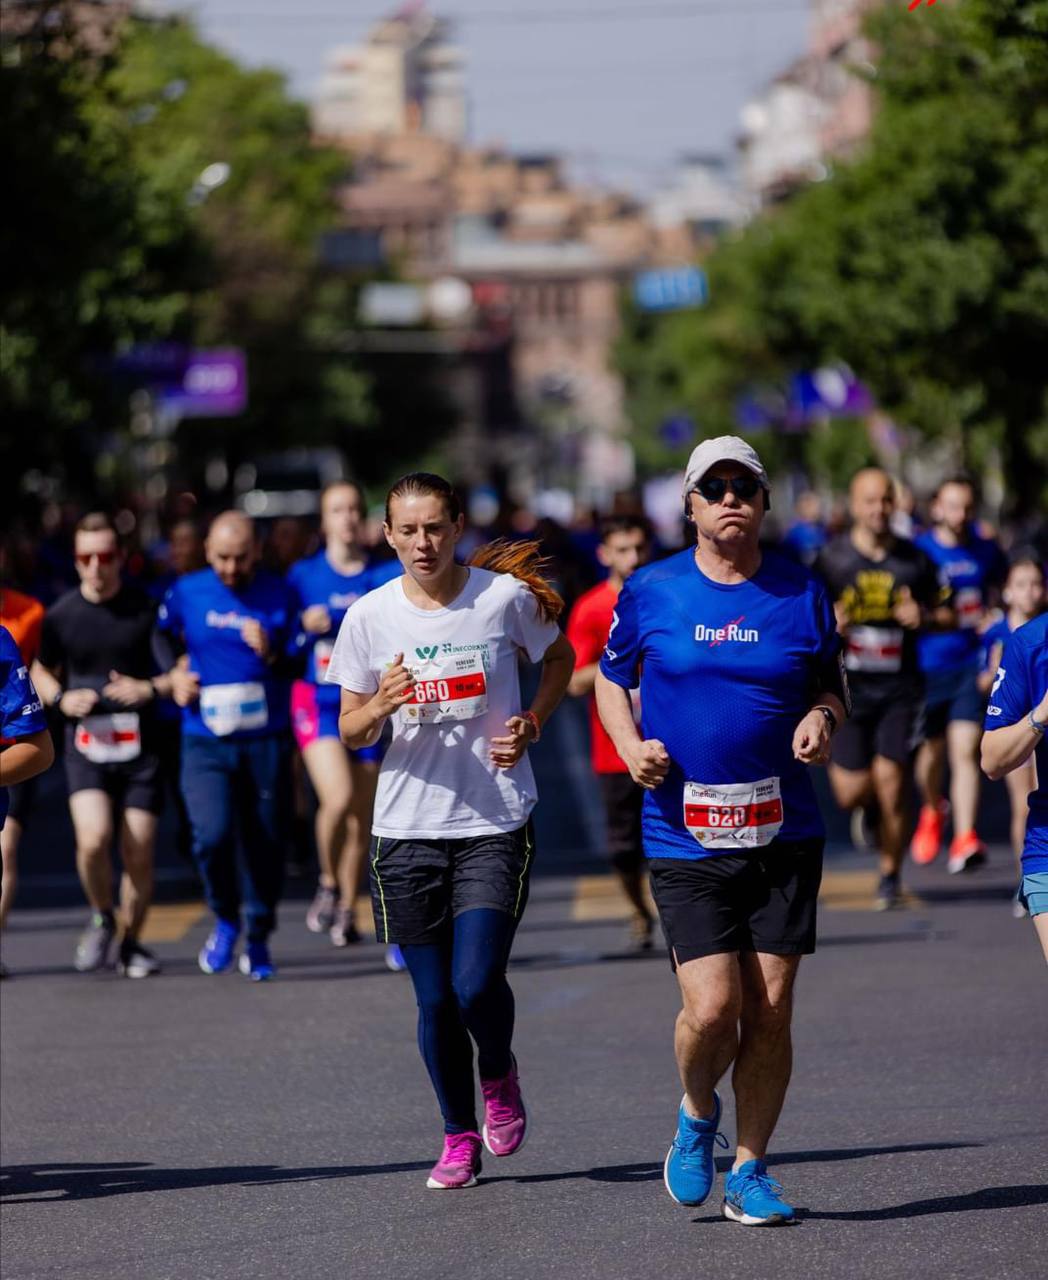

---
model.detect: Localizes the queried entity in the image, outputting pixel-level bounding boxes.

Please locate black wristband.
[813,704,838,734]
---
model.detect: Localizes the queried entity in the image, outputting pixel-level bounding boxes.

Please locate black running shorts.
[63,743,164,814]
[648,838,824,965]
[831,694,923,770]
[369,820,536,945]
[598,772,644,875]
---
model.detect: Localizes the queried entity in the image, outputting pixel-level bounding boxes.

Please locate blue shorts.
[1019,871,1048,918]
[291,680,384,764]
[922,663,984,736]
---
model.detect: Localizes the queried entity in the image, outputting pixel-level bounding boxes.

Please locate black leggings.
[400,907,519,1134]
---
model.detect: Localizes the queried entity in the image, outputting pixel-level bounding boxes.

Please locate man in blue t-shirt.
[912,477,1006,872]
[156,511,299,982]
[1,625,53,833]
[981,613,1048,963]
[596,436,849,1228]
[288,481,401,949]
[593,435,849,1223]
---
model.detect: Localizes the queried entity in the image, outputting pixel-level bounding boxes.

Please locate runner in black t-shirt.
[817,470,944,910]
[32,514,171,977]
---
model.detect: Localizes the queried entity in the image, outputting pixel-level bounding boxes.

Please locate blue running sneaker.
[385,944,407,973]
[198,919,239,974]
[723,1159,796,1226]
[663,1092,728,1206]
[238,942,276,981]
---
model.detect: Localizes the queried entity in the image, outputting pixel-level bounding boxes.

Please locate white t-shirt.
[325,567,560,839]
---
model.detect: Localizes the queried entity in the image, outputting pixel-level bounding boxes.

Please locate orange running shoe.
[910,803,946,865]
[947,831,987,875]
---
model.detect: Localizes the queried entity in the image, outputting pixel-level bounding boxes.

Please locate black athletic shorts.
[598,772,644,875]
[648,837,824,965]
[369,820,536,946]
[832,694,923,770]
[63,743,164,814]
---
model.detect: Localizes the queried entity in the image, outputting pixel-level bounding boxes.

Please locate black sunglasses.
[696,474,762,502]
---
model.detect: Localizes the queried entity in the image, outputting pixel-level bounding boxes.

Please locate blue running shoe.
[198,919,239,974]
[238,941,276,981]
[385,944,407,973]
[723,1159,796,1226]
[663,1092,728,1206]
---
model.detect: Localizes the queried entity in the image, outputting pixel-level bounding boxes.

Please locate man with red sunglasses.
[32,513,171,977]
[596,436,849,1228]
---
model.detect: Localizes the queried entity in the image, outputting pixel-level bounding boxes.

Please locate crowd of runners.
[2,442,1046,1219]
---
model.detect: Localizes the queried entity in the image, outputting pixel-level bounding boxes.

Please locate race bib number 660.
[403,653,488,724]
[683,776,784,849]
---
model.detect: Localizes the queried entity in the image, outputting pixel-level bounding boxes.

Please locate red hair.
[468,539,564,623]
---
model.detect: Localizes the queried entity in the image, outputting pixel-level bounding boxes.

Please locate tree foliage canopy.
[3,5,455,501]
[616,0,1048,513]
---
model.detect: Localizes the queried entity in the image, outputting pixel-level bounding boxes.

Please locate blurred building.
[315,5,738,501]
[647,155,747,254]
[313,4,467,144]
[738,0,877,206]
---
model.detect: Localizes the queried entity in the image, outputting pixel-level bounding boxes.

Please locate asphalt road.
[3,847,1047,1280]
[3,702,1045,1280]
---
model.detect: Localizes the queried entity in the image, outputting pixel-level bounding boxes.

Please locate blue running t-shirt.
[916,530,1005,673]
[288,552,401,701]
[157,568,297,739]
[599,548,842,861]
[984,613,1048,874]
[1,625,48,829]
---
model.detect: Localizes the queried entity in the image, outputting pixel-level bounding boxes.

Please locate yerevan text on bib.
[402,652,488,724]
[199,682,268,737]
[75,713,142,764]
[683,776,784,849]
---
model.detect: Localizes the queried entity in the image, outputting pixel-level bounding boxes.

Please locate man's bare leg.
[674,951,742,1119]
[733,952,802,1167]
[69,790,115,912]
[119,807,158,941]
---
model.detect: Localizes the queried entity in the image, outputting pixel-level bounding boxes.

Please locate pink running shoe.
[481,1056,527,1156]
[426,1132,483,1189]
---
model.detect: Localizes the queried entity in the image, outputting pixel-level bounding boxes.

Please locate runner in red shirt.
[566,515,654,949]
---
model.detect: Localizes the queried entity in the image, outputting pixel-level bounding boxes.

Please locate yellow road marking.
[353,895,376,935]
[571,868,921,921]
[139,896,378,943]
[819,868,921,911]
[139,902,206,943]
[571,874,656,922]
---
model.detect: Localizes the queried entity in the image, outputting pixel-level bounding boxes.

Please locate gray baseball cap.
[682,435,771,500]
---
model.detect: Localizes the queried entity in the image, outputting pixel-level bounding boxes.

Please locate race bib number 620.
[683,776,784,849]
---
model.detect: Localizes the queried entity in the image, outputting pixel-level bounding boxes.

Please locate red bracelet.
[521,710,541,743]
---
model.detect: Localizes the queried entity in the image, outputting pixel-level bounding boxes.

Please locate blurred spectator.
[781,491,829,567]
[264,517,311,575]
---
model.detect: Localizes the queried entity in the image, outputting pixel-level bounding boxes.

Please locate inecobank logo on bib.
[695,615,759,646]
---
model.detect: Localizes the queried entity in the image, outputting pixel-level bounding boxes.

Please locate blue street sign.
[633,266,709,313]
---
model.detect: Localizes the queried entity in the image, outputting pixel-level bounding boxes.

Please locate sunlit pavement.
[2,846,1045,1280]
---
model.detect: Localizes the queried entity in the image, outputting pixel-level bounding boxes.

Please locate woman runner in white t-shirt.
[326,473,574,1189]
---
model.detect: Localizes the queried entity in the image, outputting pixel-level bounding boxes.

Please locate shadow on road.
[0,1159,431,1203]
[2,1142,995,1206]
[803,1183,1048,1221]
[484,1141,982,1186]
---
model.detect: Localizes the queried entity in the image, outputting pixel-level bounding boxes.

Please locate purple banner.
[155,349,247,418]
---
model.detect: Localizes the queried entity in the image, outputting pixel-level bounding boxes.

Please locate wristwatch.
[1030,709,1046,736]
[813,705,838,735]
[521,710,541,743]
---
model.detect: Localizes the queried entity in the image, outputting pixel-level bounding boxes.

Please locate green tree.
[102,15,378,483]
[617,0,1048,514]
[1,2,200,494]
